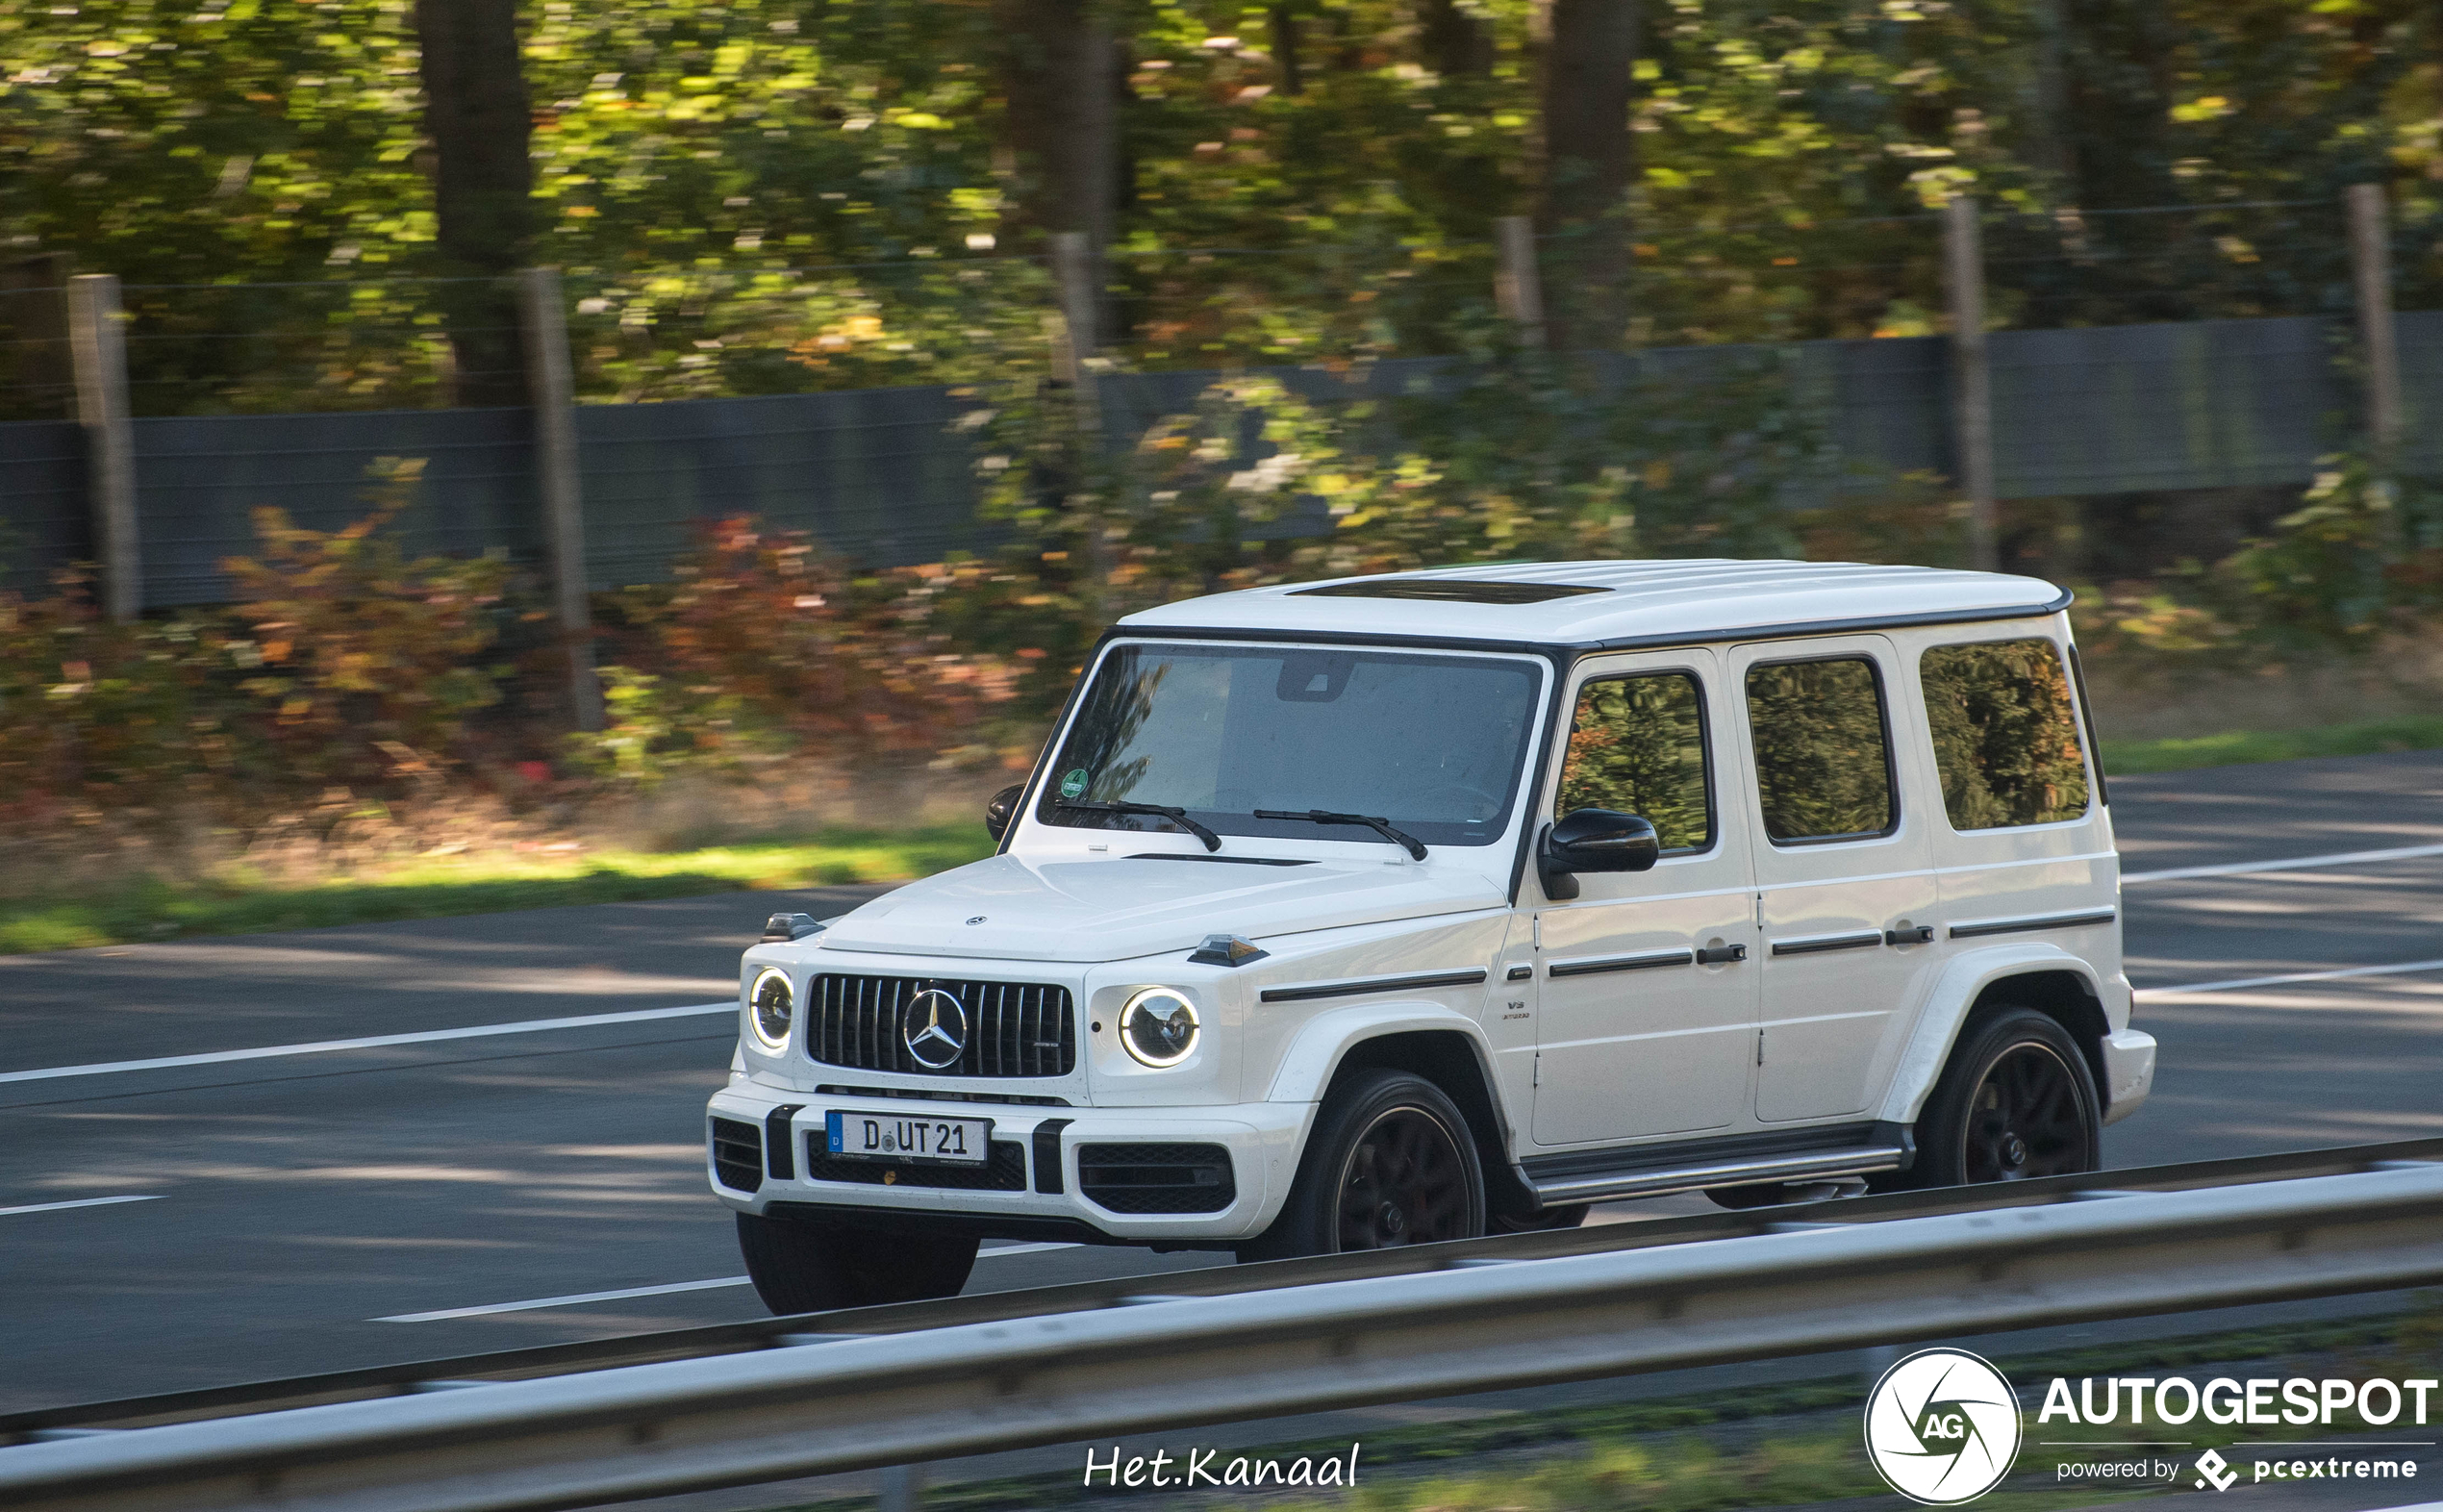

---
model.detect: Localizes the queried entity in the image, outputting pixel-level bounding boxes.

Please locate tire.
[1495,1202,1590,1234]
[1901,1006,2102,1190]
[735,1212,979,1315]
[1704,1182,1799,1211]
[1238,1069,1487,1262]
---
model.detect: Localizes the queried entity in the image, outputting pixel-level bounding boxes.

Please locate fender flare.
[1264,999,1501,1109]
[1875,943,2110,1126]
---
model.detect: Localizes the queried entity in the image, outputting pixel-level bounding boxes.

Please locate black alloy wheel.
[1960,1041,2093,1181]
[1238,1069,1487,1261]
[1900,1005,2103,1190]
[1335,1106,1473,1248]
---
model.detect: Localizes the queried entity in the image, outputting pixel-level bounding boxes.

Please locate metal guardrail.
[8,1135,2436,1443]
[4,1141,2442,1512]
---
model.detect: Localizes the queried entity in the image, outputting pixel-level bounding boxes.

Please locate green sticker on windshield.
[1060,769,1089,799]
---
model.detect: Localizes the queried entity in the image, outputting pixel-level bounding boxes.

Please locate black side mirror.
[1539,808,1660,899]
[985,783,1025,842]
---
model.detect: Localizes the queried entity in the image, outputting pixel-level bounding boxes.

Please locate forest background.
[7,0,2443,943]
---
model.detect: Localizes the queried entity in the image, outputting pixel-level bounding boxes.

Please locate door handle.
[1883,924,1935,946]
[1695,944,1748,965]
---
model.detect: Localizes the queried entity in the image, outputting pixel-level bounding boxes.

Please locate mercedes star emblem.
[902,988,970,1071]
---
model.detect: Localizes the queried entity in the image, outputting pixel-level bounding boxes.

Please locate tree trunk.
[1538,0,1637,349]
[416,0,534,407]
[1271,5,1304,95]
[1419,0,1493,78]
[995,0,1118,344]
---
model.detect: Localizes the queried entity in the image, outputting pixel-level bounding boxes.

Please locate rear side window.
[1919,638,2092,830]
[1556,671,1713,852]
[1745,657,1897,844]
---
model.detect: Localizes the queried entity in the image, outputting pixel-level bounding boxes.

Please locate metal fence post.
[2347,183,2402,461]
[1493,215,1546,346]
[516,266,603,734]
[64,274,140,620]
[1942,197,1999,573]
[876,1463,925,1512]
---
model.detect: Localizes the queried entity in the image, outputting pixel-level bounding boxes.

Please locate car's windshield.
[1037,643,1544,848]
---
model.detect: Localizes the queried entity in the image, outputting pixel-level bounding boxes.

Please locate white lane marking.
[0,1003,738,1085]
[2123,841,2443,885]
[375,1276,751,1322]
[372,1242,1080,1323]
[2137,956,2443,997]
[0,1195,163,1217]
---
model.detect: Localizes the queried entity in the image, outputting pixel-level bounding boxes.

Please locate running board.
[1528,1145,1910,1205]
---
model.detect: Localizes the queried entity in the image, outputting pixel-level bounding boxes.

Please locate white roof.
[1116,559,2068,648]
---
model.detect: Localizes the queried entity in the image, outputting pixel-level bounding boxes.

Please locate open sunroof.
[1289,579,1611,605]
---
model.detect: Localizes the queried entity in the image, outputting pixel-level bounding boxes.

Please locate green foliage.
[572,518,1036,782]
[2101,713,2443,774]
[0,825,994,953]
[1920,638,2089,829]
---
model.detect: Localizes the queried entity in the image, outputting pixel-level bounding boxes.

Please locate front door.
[1531,651,1761,1147]
[1726,636,1943,1124]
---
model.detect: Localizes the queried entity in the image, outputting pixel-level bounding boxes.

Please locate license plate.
[824,1110,992,1168]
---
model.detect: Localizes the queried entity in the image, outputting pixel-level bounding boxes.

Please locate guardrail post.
[2347,183,2402,462]
[1942,196,1998,573]
[516,266,602,734]
[64,273,140,621]
[877,1462,925,1511]
[1493,215,1546,346]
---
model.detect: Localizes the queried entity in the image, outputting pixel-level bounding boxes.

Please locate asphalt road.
[4,750,2442,1418]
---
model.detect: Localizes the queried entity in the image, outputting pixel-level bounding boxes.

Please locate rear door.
[1530,650,1761,1146]
[1727,636,1944,1124]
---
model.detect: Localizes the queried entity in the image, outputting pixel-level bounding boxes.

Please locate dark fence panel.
[0,311,2418,611]
[574,386,981,588]
[1988,315,2344,498]
[130,408,540,607]
[0,420,86,597]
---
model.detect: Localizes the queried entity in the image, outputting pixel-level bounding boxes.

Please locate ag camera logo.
[1864,1348,2024,1504]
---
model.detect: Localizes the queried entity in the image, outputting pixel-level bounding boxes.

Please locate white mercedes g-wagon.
[706,559,2156,1313]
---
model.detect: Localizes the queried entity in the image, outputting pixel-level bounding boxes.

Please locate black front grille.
[1076,1143,1237,1214]
[802,1135,1029,1192]
[809,974,1076,1079]
[710,1118,763,1193]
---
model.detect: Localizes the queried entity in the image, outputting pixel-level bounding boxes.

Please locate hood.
[817,854,1508,963]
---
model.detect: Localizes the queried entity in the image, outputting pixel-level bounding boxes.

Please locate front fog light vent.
[710,1118,763,1192]
[749,968,794,1053]
[1119,987,1198,1068]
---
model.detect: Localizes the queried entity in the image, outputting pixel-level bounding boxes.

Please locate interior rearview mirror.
[985,783,1025,842]
[1538,808,1660,899]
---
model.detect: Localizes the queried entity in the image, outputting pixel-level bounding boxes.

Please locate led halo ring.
[747,967,795,1053]
[1119,986,1200,1069]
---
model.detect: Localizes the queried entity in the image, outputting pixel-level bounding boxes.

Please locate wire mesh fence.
[0,191,2417,607]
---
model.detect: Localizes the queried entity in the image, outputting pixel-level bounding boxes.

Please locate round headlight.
[748,967,793,1052]
[1120,987,1199,1068]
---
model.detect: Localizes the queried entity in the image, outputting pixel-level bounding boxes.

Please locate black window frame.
[1917,634,2098,833]
[1551,666,1719,858]
[1743,650,1903,848]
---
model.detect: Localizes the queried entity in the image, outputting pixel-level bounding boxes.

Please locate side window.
[1555,671,1713,852]
[1919,638,2092,830]
[1745,657,1897,844]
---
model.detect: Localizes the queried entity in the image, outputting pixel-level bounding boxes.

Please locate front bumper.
[2100,1026,2156,1125]
[705,1076,1309,1244]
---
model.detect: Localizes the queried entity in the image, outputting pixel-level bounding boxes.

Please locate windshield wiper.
[1254,808,1426,861]
[1057,799,1222,852]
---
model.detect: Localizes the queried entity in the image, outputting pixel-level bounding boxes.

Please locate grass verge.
[2103,714,2443,774]
[0,824,995,955]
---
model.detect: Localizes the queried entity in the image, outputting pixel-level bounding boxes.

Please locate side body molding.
[1874,942,2119,1127]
